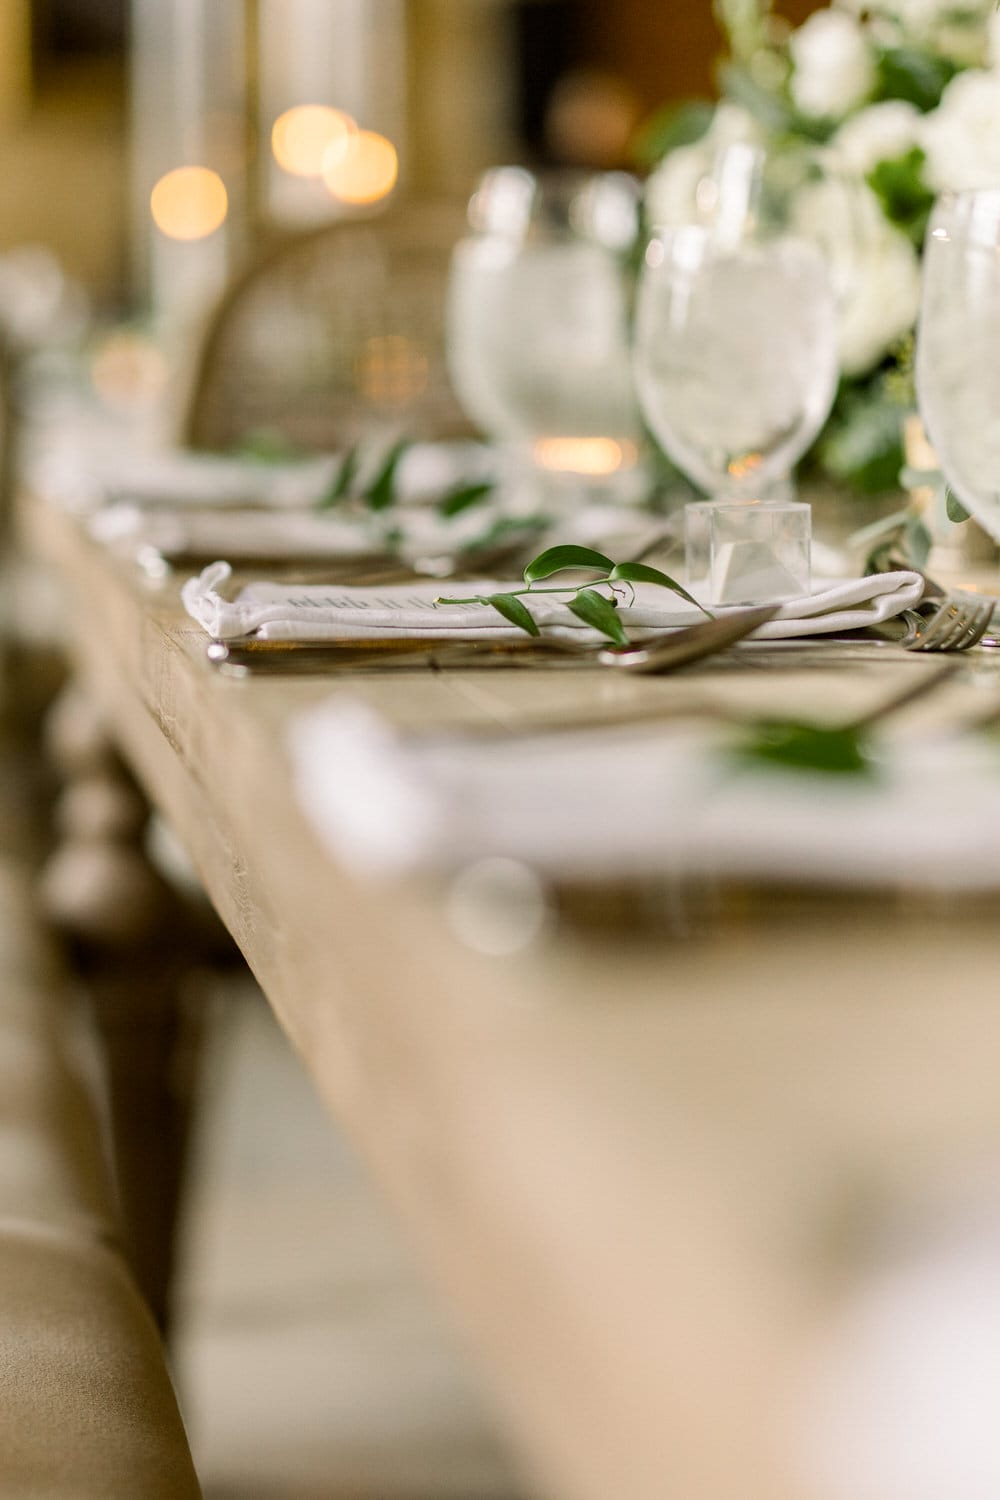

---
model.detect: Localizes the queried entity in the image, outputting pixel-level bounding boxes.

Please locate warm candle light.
[533,438,636,476]
[322,129,398,204]
[150,166,228,241]
[271,104,354,177]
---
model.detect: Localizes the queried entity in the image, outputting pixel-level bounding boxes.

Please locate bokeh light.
[355,335,429,408]
[322,130,398,205]
[271,105,353,178]
[534,438,636,476]
[150,167,228,241]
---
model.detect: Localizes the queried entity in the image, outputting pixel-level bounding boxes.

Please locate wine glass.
[916,188,1000,550]
[446,167,644,510]
[631,142,845,603]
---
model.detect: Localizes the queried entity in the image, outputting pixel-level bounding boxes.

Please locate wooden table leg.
[38,683,230,1333]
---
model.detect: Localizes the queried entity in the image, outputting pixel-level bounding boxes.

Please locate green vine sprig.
[316,437,498,518]
[435,543,711,646]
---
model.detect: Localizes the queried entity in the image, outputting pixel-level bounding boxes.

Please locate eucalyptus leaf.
[566,588,629,646]
[903,514,932,570]
[717,59,831,141]
[631,99,714,169]
[363,438,411,511]
[846,508,912,553]
[608,561,712,616]
[815,386,907,495]
[437,479,496,518]
[523,544,616,583]
[317,443,361,509]
[946,489,971,524]
[487,592,540,636]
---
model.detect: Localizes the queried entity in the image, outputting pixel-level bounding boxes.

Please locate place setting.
[159,147,996,694]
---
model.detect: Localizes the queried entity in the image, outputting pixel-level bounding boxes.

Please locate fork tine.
[908,599,995,652]
[908,602,960,651]
[965,601,996,649]
[948,600,994,650]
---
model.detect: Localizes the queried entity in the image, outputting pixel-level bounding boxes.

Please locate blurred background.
[0,0,825,315]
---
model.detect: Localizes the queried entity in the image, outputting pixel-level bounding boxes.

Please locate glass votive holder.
[685,497,811,607]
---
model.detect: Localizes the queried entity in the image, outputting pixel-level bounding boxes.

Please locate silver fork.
[904,597,995,651]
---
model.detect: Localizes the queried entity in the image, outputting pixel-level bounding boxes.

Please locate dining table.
[18,474,1000,1500]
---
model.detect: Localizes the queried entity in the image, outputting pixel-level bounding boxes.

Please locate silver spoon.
[205,604,780,676]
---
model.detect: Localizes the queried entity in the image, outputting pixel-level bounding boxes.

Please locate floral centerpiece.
[636,0,1000,558]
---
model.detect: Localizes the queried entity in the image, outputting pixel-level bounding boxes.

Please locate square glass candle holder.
[685,498,811,607]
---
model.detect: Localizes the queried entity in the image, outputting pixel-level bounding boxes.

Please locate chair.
[181,199,475,455]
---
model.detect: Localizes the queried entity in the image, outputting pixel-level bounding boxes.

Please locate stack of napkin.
[82,443,512,564]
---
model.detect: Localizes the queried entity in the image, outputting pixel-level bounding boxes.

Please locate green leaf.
[946,489,971,524]
[716,60,832,141]
[866,148,935,246]
[815,387,906,493]
[436,480,495,518]
[733,720,872,777]
[236,428,303,463]
[846,507,912,554]
[608,561,712,616]
[876,47,958,113]
[630,99,715,169]
[566,588,630,646]
[362,438,411,511]
[523,545,616,583]
[487,593,540,636]
[903,514,932,570]
[318,443,361,509]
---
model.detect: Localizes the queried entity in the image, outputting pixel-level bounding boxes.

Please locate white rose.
[921,69,1000,189]
[833,100,922,175]
[789,10,876,120]
[705,102,760,152]
[837,227,921,375]
[793,179,920,375]
[644,106,760,227]
[644,144,709,227]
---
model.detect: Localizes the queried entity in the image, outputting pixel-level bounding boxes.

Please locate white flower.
[921,69,1000,189]
[837,227,921,375]
[793,179,921,375]
[706,102,761,152]
[833,101,923,175]
[789,10,876,120]
[644,105,760,227]
[644,144,708,227]
[837,0,990,48]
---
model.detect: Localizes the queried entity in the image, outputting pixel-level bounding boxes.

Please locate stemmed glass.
[916,188,1000,551]
[632,143,845,604]
[445,167,644,511]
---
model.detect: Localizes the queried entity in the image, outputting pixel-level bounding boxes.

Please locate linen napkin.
[182,559,924,643]
[77,440,496,512]
[289,698,1000,891]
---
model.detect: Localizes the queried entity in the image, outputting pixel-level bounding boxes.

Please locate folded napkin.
[290,698,1000,891]
[182,560,924,643]
[90,503,376,561]
[71,440,498,513]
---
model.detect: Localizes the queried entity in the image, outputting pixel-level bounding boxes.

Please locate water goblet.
[632,142,843,605]
[446,166,644,511]
[916,188,1000,562]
